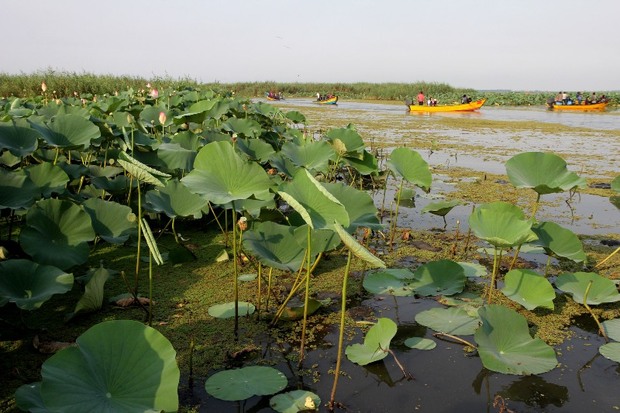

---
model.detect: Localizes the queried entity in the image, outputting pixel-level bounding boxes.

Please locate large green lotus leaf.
[421,199,463,217]
[284,110,306,124]
[156,142,196,171]
[171,131,204,151]
[386,147,432,192]
[25,163,69,198]
[72,264,111,317]
[270,390,320,413]
[14,382,46,413]
[602,319,620,342]
[0,169,38,209]
[83,198,137,244]
[333,222,385,268]
[139,105,171,127]
[0,120,40,157]
[242,221,306,271]
[225,197,276,218]
[505,152,586,194]
[346,318,397,365]
[208,301,255,319]
[457,262,488,279]
[29,114,100,149]
[145,179,207,219]
[343,149,379,175]
[236,138,276,162]
[415,307,480,335]
[612,175,620,193]
[280,140,335,174]
[40,320,179,412]
[555,272,620,305]
[20,199,95,270]
[323,182,383,231]
[599,343,620,363]
[0,259,73,310]
[278,168,349,230]
[469,202,537,248]
[410,259,466,297]
[222,117,262,138]
[363,269,415,296]
[182,141,273,205]
[292,225,341,257]
[0,150,21,167]
[205,366,287,401]
[117,151,170,187]
[500,269,556,310]
[475,305,558,375]
[531,221,586,263]
[325,127,365,154]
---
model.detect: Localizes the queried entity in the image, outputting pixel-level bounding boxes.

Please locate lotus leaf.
[37,320,179,412]
[270,390,320,413]
[457,262,488,278]
[82,198,137,243]
[171,130,204,151]
[421,199,463,217]
[14,382,47,412]
[0,169,37,210]
[334,222,385,268]
[182,141,273,205]
[0,120,40,157]
[118,151,170,187]
[602,319,620,342]
[469,202,537,248]
[500,269,556,310]
[363,269,415,296]
[242,221,306,271]
[20,199,95,270]
[475,305,558,375]
[208,301,255,319]
[24,163,69,198]
[386,147,432,192]
[531,221,586,262]
[599,342,620,363]
[156,142,196,171]
[205,366,287,401]
[29,114,100,149]
[325,127,365,154]
[555,272,620,305]
[145,179,207,219]
[410,259,466,296]
[284,110,306,124]
[343,149,379,175]
[612,175,620,193]
[404,337,437,350]
[293,225,341,258]
[222,117,262,138]
[71,265,110,317]
[280,140,335,174]
[278,168,349,230]
[505,152,586,194]
[268,152,301,178]
[346,317,397,365]
[0,259,73,310]
[279,298,326,321]
[236,138,276,162]
[140,105,171,127]
[415,307,480,335]
[323,182,383,231]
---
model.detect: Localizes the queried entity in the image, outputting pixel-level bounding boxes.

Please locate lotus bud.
[267,168,277,175]
[159,111,167,125]
[150,88,159,99]
[127,114,134,124]
[146,82,151,88]
[231,133,237,144]
[73,91,78,97]
[237,216,248,231]
[41,81,47,92]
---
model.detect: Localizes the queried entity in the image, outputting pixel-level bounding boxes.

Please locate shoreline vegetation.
[1,70,618,107]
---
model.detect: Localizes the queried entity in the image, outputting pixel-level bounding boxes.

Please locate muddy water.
[188,99,620,412]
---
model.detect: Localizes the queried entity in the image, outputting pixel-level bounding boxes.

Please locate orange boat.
[546,101,608,111]
[407,98,486,112]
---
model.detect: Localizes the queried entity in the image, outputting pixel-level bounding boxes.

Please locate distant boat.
[265,92,284,101]
[316,95,338,105]
[546,101,608,111]
[407,98,486,112]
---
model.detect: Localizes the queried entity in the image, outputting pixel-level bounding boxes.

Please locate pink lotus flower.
[150,88,159,99]
[159,111,167,125]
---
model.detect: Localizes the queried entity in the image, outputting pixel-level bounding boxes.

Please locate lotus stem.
[595,245,620,269]
[487,248,502,304]
[388,179,405,249]
[266,267,273,312]
[299,226,312,365]
[256,263,262,320]
[433,332,477,349]
[271,251,309,325]
[135,181,142,294]
[148,252,153,326]
[450,220,460,259]
[329,249,353,409]
[544,255,552,277]
[231,205,239,338]
[583,280,608,342]
[172,218,179,244]
[387,348,413,380]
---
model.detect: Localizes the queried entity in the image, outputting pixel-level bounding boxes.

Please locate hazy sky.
[4,0,619,91]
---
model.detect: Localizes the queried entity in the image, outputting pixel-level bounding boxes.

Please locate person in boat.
[431,97,438,106]
[417,91,425,106]
[576,92,584,104]
[554,92,563,105]
[561,91,569,104]
[587,92,597,104]
[461,94,468,104]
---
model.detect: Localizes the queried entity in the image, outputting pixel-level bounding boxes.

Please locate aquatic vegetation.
[204,366,287,401]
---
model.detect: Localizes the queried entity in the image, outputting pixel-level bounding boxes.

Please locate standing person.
[417,91,425,106]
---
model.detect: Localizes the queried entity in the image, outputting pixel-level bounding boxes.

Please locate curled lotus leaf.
[506,151,586,195]
[469,201,537,249]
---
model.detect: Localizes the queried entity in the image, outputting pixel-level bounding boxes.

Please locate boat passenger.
[555,92,563,104]
[432,98,438,106]
[588,92,597,104]
[576,92,583,104]
[461,94,468,104]
[417,91,425,106]
[562,91,568,104]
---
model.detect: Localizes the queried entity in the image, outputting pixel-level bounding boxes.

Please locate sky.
[4,0,620,91]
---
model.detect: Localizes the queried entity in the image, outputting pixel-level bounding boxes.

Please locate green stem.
[329,249,353,409]
[584,280,608,342]
[135,181,142,295]
[298,226,312,365]
[148,251,153,326]
[232,206,239,337]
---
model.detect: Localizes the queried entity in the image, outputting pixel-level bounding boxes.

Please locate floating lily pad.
[555,272,620,305]
[457,262,488,278]
[208,301,255,319]
[410,259,466,297]
[270,390,320,413]
[363,269,415,296]
[404,337,436,350]
[475,305,558,375]
[346,318,397,365]
[599,342,620,363]
[415,307,480,335]
[205,366,287,401]
[602,319,620,342]
[501,269,556,310]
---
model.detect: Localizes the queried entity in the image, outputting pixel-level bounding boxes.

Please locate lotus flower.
[41,82,47,92]
[159,112,167,126]
[150,88,159,99]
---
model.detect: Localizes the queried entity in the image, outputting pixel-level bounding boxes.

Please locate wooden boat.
[546,101,608,111]
[265,92,284,101]
[316,95,338,105]
[407,98,486,112]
